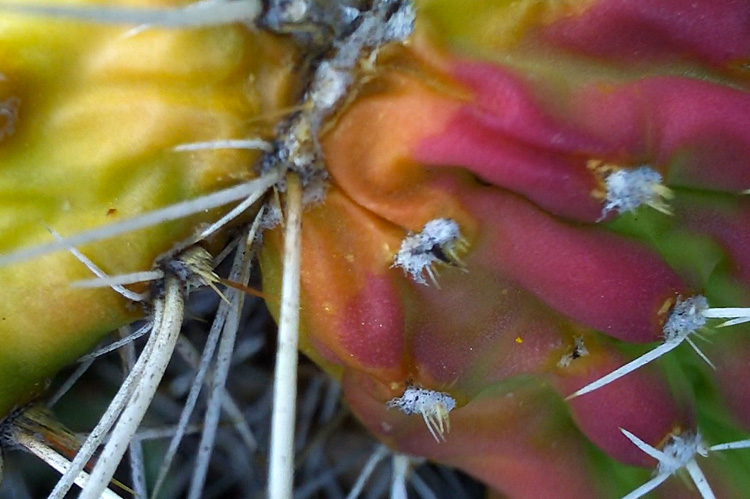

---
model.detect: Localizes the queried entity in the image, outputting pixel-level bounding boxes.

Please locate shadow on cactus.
[1,0,750,497]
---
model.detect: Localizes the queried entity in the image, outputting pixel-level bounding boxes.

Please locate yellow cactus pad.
[0,0,297,417]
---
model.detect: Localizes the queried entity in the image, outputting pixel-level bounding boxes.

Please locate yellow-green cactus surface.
[0,0,297,417]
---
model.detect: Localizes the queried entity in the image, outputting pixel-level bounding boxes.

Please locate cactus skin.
[261,0,750,496]
[1,0,749,496]
[0,0,298,418]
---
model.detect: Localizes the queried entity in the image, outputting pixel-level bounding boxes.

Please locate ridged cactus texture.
[0,0,297,418]
[260,0,750,497]
[1,0,750,497]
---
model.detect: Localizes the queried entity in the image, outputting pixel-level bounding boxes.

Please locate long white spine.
[268,174,303,498]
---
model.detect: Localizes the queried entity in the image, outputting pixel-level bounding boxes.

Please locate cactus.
[1,0,750,497]
[260,0,750,496]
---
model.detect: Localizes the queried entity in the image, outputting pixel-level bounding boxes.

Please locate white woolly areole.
[261,0,417,200]
[387,386,456,416]
[277,0,308,24]
[602,166,669,217]
[260,203,284,230]
[387,386,456,442]
[663,295,709,342]
[339,0,415,62]
[308,0,415,119]
[658,432,708,476]
[420,219,461,246]
[392,218,463,285]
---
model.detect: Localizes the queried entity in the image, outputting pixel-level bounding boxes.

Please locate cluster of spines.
[619,428,750,499]
[568,295,750,399]
[392,218,469,286]
[386,386,456,443]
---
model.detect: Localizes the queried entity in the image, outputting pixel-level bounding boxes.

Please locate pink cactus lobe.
[337,274,406,371]
[459,185,686,342]
[415,108,604,222]
[542,0,750,67]
[449,61,611,156]
[552,344,693,466]
[573,76,750,192]
[406,267,566,395]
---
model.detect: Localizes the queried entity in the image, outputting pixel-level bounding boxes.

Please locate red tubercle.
[404,265,570,397]
[336,274,406,373]
[342,368,604,499]
[455,183,687,343]
[412,60,683,223]
[414,107,604,222]
[540,0,750,68]
[447,61,614,157]
[550,341,694,466]
[414,59,750,228]
[571,76,750,192]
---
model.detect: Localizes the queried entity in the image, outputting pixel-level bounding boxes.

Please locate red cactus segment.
[455,183,686,342]
[412,60,614,223]
[413,65,750,225]
[570,77,750,192]
[403,252,572,398]
[551,339,693,466]
[540,0,750,68]
[342,369,604,499]
[447,61,612,157]
[414,105,604,222]
[261,2,750,494]
[259,187,409,383]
